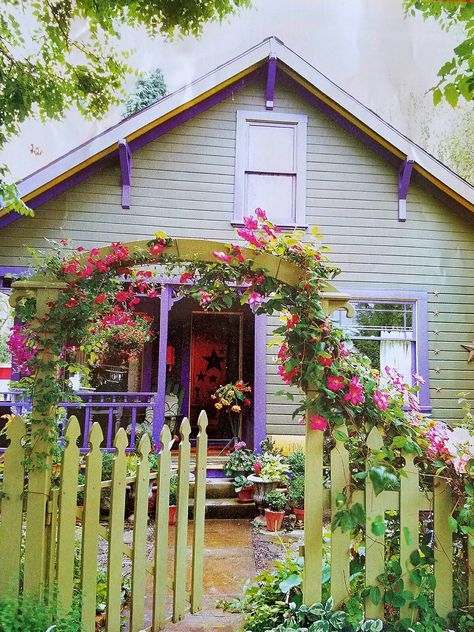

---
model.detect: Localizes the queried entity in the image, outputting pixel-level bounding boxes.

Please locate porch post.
[153,284,171,446]
[253,313,267,452]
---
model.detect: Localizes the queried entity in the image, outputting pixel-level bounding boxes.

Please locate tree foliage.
[122,68,167,118]
[438,108,474,184]
[404,0,474,106]
[0,0,250,212]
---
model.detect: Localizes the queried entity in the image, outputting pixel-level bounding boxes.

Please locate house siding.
[1,77,473,432]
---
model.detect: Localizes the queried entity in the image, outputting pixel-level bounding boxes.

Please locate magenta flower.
[237,228,265,249]
[212,251,232,263]
[243,216,258,230]
[412,373,426,385]
[344,376,365,405]
[198,290,212,306]
[373,390,389,410]
[248,291,264,307]
[310,414,328,431]
[327,375,345,391]
[255,208,267,221]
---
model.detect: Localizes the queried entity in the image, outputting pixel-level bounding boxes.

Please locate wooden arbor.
[8,237,352,597]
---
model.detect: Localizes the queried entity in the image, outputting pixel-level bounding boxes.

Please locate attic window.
[233,111,307,227]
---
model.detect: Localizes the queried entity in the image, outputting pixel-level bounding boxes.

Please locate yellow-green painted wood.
[0,416,26,597]
[468,539,474,607]
[365,427,385,621]
[130,433,151,632]
[330,425,351,608]
[191,410,208,613]
[173,417,192,623]
[303,388,324,605]
[45,487,59,601]
[106,429,129,632]
[433,477,453,618]
[152,424,172,631]
[56,416,81,614]
[80,423,104,632]
[399,451,420,621]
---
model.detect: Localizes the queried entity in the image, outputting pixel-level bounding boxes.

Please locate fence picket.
[56,416,81,614]
[399,451,420,620]
[130,433,151,632]
[173,417,192,623]
[468,538,474,607]
[0,416,26,598]
[330,425,351,607]
[303,388,324,605]
[106,429,129,632]
[191,410,208,613]
[152,424,172,631]
[433,476,454,618]
[365,427,385,620]
[45,487,59,601]
[80,423,104,632]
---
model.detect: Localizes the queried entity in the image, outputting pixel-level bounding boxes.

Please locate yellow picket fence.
[0,411,208,632]
[303,423,474,621]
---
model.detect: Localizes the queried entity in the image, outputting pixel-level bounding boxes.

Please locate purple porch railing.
[0,391,161,451]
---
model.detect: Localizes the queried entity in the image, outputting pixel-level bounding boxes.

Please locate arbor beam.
[265,55,277,109]
[119,139,132,209]
[398,158,414,222]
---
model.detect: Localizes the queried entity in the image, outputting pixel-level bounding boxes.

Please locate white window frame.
[233,110,308,228]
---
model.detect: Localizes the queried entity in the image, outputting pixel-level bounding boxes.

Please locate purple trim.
[279,70,398,167]
[129,67,264,152]
[341,288,431,412]
[265,56,277,109]
[118,139,132,209]
[154,285,171,446]
[0,266,28,275]
[0,212,21,228]
[253,313,267,452]
[398,159,414,222]
[141,341,153,391]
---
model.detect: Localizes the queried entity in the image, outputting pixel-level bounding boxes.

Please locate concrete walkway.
[163,519,255,631]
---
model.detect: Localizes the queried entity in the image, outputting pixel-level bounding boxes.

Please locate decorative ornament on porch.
[461,339,474,362]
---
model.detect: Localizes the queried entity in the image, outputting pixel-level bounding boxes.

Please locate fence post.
[433,476,454,618]
[399,450,420,620]
[10,278,67,596]
[303,386,324,605]
[191,410,208,613]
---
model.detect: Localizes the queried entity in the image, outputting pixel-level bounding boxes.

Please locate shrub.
[0,590,83,632]
[101,451,114,480]
[77,472,86,505]
[287,448,305,477]
[256,452,288,482]
[169,474,178,505]
[266,489,287,512]
[223,443,255,477]
[273,598,383,631]
[233,474,253,493]
[288,475,304,509]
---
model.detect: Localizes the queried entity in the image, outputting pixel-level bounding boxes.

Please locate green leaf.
[444,83,459,107]
[371,515,387,537]
[333,429,348,442]
[403,526,412,545]
[369,586,381,606]
[392,435,407,449]
[433,87,443,105]
[447,515,458,532]
[279,573,302,594]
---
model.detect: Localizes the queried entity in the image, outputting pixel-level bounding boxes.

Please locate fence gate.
[0,411,209,632]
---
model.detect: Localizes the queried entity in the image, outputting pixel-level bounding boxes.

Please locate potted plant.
[248,451,288,512]
[288,474,305,523]
[264,489,287,532]
[287,448,305,478]
[168,474,179,525]
[223,441,255,478]
[233,474,255,503]
[213,380,252,446]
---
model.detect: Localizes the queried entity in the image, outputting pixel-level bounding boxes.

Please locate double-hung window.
[332,292,430,411]
[233,111,307,227]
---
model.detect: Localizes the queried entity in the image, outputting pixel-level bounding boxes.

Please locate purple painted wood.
[265,56,277,109]
[118,139,132,209]
[141,342,153,392]
[154,285,171,446]
[0,212,21,229]
[253,313,267,452]
[398,158,414,222]
[106,406,114,447]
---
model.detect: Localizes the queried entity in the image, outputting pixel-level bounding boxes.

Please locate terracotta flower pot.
[169,505,177,526]
[237,485,255,503]
[294,507,304,524]
[265,508,285,532]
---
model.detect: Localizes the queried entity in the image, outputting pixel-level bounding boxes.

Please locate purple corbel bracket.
[118,139,132,209]
[265,56,277,110]
[398,158,414,222]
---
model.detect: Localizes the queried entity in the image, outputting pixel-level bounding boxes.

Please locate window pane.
[246,173,295,224]
[247,123,296,172]
[335,302,413,340]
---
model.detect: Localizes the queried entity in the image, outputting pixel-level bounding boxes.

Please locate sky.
[2,0,469,181]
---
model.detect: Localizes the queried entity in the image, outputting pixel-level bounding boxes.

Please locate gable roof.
[1,36,473,226]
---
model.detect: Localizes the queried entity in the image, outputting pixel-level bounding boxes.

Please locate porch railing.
[0,391,161,451]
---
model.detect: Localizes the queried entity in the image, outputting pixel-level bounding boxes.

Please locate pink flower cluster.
[7,325,38,376]
[426,422,474,474]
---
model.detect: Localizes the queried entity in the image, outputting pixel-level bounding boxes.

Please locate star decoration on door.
[202,348,226,372]
[461,340,474,362]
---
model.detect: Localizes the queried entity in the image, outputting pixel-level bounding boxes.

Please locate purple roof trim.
[398,158,414,222]
[265,56,277,109]
[0,212,21,229]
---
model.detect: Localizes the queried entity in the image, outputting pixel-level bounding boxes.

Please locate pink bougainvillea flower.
[338,343,349,357]
[147,288,159,298]
[198,290,212,306]
[262,224,276,238]
[76,245,85,252]
[373,390,389,410]
[310,414,328,431]
[412,373,426,385]
[115,290,129,303]
[95,260,108,273]
[80,264,95,279]
[248,291,264,307]
[318,355,333,367]
[90,248,100,257]
[94,293,106,305]
[407,391,421,412]
[237,228,265,249]
[344,376,365,405]
[212,250,232,263]
[286,314,299,329]
[149,243,164,256]
[180,272,194,284]
[243,216,258,230]
[327,375,345,391]
[384,366,407,393]
[255,208,267,221]
[229,245,245,263]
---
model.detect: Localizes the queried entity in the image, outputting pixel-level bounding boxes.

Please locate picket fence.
[0,412,208,632]
[304,422,474,621]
